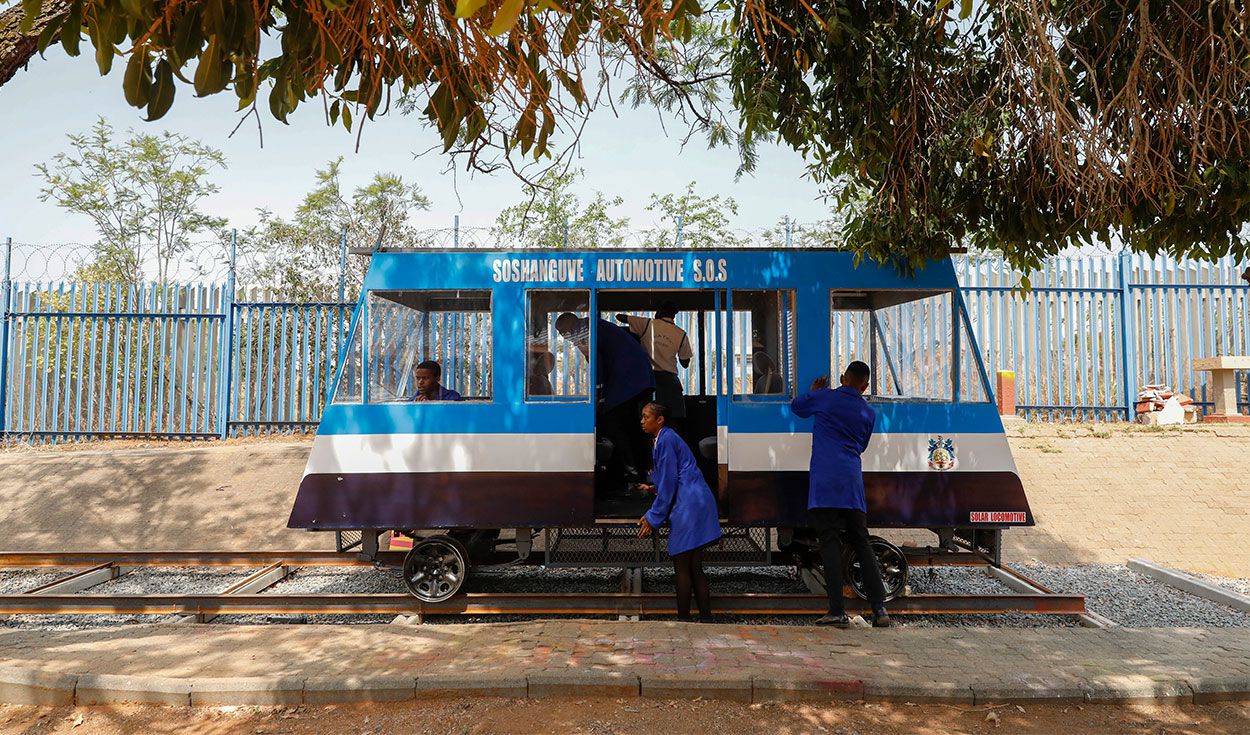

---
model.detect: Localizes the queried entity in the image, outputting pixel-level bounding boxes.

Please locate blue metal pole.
[453,215,460,249]
[784,216,792,247]
[1117,250,1137,421]
[0,238,11,436]
[338,225,347,306]
[676,215,684,248]
[216,230,238,439]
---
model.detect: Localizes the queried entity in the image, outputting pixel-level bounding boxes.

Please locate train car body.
[288,248,1032,558]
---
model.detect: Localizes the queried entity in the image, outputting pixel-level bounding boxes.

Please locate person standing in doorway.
[790,361,891,628]
[616,301,693,428]
[637,401,721,622]
[556,313,654,482]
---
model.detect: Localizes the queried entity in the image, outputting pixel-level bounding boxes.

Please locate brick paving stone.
[1,622,1249,705]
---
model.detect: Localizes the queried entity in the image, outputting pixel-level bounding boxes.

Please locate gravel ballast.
[1016,563,1250,628]
[5,561,1250,630]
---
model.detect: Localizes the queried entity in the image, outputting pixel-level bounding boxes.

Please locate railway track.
[0,550,1086,619]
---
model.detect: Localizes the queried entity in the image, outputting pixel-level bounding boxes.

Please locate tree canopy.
[3,0,1250,271]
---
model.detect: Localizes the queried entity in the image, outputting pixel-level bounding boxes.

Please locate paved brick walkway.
[1,622,1248,706]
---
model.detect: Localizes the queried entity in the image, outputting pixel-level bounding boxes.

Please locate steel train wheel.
[402,536,470,603]
[846,536,908,602]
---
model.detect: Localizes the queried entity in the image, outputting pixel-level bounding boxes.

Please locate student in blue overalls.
[411,360,462,401]
[791,361,891,628]
[556,313,654,482]
[637,401,722,622]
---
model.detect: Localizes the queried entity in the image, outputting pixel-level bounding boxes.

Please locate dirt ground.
[2,697,1248,735]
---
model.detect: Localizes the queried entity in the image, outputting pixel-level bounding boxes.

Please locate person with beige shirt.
[616,301,694,422]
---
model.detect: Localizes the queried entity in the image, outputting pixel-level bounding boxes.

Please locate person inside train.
[527,341,556,396]
[636,401,721,622]
[752,331,785,394]
[410,360,463,402]
[556,313,654,482]
[790,361,891,628]
[615,301,693,431]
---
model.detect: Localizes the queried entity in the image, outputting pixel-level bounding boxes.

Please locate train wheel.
[846,537,909,603]
[402,536,470,603]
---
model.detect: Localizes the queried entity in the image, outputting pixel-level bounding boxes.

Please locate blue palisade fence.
[0,236,1246,440]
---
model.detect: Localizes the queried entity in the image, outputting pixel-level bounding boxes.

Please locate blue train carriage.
[287,248,1034,603]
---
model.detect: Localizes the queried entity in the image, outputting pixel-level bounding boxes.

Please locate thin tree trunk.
[0,0,72,89]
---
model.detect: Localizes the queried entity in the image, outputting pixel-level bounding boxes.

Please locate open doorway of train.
[592,290,721,519]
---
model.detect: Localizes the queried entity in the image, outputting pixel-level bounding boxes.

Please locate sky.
[0,46,833,249]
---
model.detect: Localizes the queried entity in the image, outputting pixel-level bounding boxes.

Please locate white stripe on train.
[303,431,1017,475]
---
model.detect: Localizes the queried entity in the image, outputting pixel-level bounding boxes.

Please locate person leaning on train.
[556,313,655,482]
[790,361,891,629]
[410,359,463,402]
[636,401,721,623]
[615,301,693,427]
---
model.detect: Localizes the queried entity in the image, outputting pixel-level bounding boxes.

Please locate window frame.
[363,288,495,404]
[828,287,992,405]
[524,288,592,404]
[729,288,797,402]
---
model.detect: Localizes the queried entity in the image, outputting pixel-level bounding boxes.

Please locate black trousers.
[810,507,887,614]
[600,389,652,473]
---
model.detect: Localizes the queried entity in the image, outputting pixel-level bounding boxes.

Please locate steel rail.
[0,551,383,567]
[0,592,1086,616]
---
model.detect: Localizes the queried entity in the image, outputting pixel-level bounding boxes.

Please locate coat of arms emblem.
[927,436,957,471]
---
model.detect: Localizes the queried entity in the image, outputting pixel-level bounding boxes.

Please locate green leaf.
[959,0,973,19]
[94,36,115,75]
[56,2,83,56]
[455,0,490,19]
[19,0,43,34]
[487,0,525,36]
[554,69,585,105]
[35,12,65,54]
[193,35,225,96]
[123,50,150,107]
[342,104,352,131]
[145,57,175,121]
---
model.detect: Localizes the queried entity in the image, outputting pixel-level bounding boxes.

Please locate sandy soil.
[2,697,1248,735]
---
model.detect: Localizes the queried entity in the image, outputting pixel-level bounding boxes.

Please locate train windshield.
[830,289,990,403]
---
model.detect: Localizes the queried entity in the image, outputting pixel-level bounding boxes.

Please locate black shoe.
[872,607,892,628]
[815,613,851,628]
[698,615,715,624]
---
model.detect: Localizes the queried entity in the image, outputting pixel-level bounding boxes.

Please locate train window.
[957,314,991,402]
[871,291,953,402]
[331,314,364,404]
[829,293,873,386]
[526,290,590,400]
[730,289,796,399]
[365,290,493,403]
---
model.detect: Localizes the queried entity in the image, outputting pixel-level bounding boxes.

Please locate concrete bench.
[1194,356,1250,423]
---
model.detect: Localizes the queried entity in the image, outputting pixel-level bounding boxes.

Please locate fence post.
[337,225,347,306]
[563,217,569,248]
[0,238,11,436]
[676,215,684,247]
[453,214,460,249]
[1117,250,1138,422]
[216,230,238,439]
[784,216,792,247]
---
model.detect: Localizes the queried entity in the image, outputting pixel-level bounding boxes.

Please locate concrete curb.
[1128,558,1250,614]
[0,666,1245,707]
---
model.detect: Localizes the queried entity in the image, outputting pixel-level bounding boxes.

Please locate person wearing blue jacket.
[790,361,891,628]
[556,313,655,482]
[637,401,722,622]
